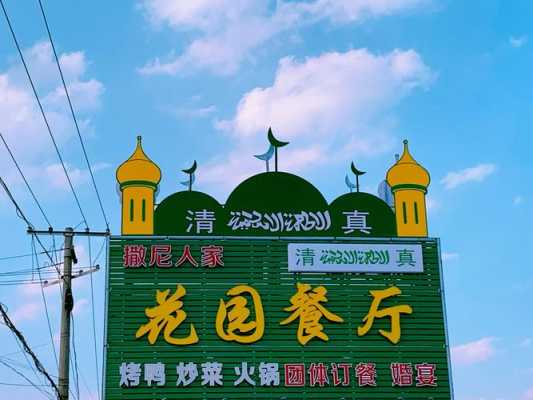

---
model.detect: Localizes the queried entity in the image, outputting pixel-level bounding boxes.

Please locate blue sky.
[0,0,532,399]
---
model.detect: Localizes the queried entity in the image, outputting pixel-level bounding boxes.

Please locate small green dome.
[329,192,397,237]
[154,191,223,236]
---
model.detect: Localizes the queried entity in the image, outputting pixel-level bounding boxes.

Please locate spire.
[386,139,430,191]
[397,140,416,165]
[116,135,161,186]
[128,135,149,161]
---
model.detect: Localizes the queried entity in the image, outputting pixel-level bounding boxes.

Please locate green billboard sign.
[104,237,452,399]
[106,136,452,399]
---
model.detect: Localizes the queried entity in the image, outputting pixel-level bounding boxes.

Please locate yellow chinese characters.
[216,285,265,344]
[136,284,199,345]
[357,286,413,344]
[280,283,343,345]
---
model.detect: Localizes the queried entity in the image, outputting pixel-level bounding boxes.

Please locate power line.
[0,0,89,229]
[11,322,43,392]
[0,303,60,399]
[0,248,63,262]
[0,132,52,229]
[0,263,63,277]
[37,0,110,232]
[0,176,33,229]
[71,316,80,400]
[32,236,59,370]
[0,343,50,358]
[0,381,50,387]
[0,359,53,399]
[0,176,62,276]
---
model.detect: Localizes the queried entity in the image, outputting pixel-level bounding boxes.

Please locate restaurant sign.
[105,237,451,399]
[105,136,452,399]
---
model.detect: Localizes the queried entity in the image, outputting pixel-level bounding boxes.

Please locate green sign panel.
[104,237,452,399]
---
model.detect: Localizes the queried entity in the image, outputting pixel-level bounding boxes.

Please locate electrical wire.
[37,0,109,231]
[0,359,53,399]
[32,236,59,370]
[0,248,63,262]
[12,325,42,390]
[0,263,63,276]
[0,175,62,277]
[71,316,80,400]
[0,381,50,387]
[0,305,59,398]
[0,343,49,358]
[0,176,33,229]
[0,0,89,229]
[0,132,53,229]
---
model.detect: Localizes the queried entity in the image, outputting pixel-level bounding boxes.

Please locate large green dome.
[225,172,328,211]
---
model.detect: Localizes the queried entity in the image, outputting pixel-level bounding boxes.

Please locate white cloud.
[441,163,496,189]
[222,50,431,138]
[43,79,104,112]
[199,49,431,197]
[20,281,58,297]
[200,144,330,196]
[140,0,257,31]
[426,195,440,212]
[43,163,90,189]
[138,0,285,75]
[510,35,528,48]
[0,41,105,192]
[10,302,42,323]
[520,338,532,348]
[442,252,459,261]
[172,105,216,119]
[73,298,89,316]
[451,337,497,366]
[10,161,110,194]
[138,0,429,76]
[514,195,524,206]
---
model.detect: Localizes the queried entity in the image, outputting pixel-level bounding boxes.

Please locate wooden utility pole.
[58,227,75,400]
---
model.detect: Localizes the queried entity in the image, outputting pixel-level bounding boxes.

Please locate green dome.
[225,172,328,211]
[329,192,396,237]
[154,191,223,236]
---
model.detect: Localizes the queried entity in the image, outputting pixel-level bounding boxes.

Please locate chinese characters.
[357,286,413,344]
[216,285,265,344]
[135,285,199,345]
[136,283,411,346]
[123,244,223,269]
[119,360,437,388]
[280,283,343,345]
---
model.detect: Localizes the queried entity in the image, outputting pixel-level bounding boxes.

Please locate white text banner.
[288,243,424,273]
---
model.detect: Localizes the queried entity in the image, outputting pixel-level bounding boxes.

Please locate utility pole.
[58,227,75,400]
[27,227,108,399]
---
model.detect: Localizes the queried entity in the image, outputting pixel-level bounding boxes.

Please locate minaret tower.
[386,140,431,237]
[116,136,161,235]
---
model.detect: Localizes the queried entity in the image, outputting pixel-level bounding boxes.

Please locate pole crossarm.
[42,265,100,288]
[28,229,110,237]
